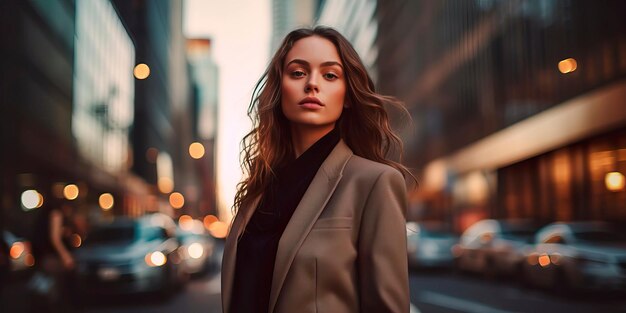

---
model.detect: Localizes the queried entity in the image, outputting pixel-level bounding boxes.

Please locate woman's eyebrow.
[286,59,343,69]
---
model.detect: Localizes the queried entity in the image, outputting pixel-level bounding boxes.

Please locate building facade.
[112,0,199,218]
[186,38,219,217]
[374,0,626,230]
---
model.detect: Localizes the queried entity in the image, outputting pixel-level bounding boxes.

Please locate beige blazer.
[222,140,409,313]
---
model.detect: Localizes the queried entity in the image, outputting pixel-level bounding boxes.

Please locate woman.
[222,26,413,313]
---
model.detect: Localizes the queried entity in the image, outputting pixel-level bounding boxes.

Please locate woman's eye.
[291,70,306,78]
[323,73,338,80]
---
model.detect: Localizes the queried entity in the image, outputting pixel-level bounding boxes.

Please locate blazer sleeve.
[358,168,410,313]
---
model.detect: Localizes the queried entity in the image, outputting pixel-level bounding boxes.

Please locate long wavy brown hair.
[234,26,414,214]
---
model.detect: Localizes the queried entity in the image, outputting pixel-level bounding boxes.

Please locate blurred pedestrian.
[32,198,77,312]
[222,26,414,313]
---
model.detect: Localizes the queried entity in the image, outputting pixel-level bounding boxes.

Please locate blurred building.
[372,0,626,231]
[0,0,146,238]
[0,0,204,244]
[271,0,318,52]
[112,0,201,218]
[317,0,379,78]
[186,38,219,217]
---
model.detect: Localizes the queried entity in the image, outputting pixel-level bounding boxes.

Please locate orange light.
[189,142,205,159]
[169,192,185,209]
[605,172,625,192]
[10,242,25,259]
[208,221,229,238]
[158,177,174,194]
[99,193,114,210]
[70,234,82,248]
[538,254,551,267]
[203,215,219,230]
[134,63,150,79]
[558,58,577,74]
[179,215,193,230]
[25,254,35,267]
[63,184,79,200]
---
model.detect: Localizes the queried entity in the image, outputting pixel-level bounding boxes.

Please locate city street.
[3,1,626,313]
[410,270,626,313]
[82,270,222,313]
[78,264,626,313]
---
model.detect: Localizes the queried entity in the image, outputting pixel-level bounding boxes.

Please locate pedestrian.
[222,26,414,313]
[32,198,77,312]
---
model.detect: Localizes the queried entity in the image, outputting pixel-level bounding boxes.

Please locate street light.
[189,142,205,159]
[134,63,150,79]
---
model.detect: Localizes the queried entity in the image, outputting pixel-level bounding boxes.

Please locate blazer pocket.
[313,217,353,229]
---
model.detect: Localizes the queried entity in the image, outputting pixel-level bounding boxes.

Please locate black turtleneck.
[231,127,340,313]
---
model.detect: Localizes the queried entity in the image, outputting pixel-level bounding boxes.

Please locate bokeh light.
[169,192,185,209]
[21,190,42,211]
[63,184,79,200]
[558,58,577,74]
[99,193,114,210]
[134,63,150,79]
[189,142,205,159]
[605,171,625,191]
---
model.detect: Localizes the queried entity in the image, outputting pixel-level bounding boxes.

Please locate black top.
[231,127,340,313]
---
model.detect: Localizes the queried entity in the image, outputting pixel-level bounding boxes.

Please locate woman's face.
[281,35,346,133]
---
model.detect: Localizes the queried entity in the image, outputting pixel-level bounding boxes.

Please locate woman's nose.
[304,76,319,93]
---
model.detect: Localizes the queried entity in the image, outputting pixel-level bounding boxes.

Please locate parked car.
[72,213,186,295]
[455,219,537,278]
[522,221,626,292]
[406,222,457,269]
[177,223,215,276]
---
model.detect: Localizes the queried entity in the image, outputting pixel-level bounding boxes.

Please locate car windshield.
[84,225,136,245]
[501,229,535,242]
[574,230,626,243]
[420,229,455,239]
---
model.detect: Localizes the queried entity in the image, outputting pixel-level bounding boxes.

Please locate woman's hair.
[234,26,414,213]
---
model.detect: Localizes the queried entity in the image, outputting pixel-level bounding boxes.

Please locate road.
[409,269,626,313]
[80,269,626,313]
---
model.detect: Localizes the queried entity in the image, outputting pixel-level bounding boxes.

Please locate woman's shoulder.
[344,154,404,180]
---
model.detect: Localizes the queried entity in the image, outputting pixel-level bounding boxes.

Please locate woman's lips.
[299,102,324,109]
[299,97,324,109]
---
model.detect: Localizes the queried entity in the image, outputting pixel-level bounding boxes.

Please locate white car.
[406,222,457,269]
[455,219,537,278]
[523,221,626,292]
[73,214,186,295]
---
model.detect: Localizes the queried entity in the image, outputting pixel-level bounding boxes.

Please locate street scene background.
[2,0,626,312]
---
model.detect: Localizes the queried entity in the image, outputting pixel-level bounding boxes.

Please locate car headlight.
[188,243,204,259]
[145,251,167,267]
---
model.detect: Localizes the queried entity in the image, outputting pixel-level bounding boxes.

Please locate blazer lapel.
[221,195,260,313]
[268,140,353,313]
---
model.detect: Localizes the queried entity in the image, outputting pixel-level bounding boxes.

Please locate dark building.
[1,0,81,236]
[375,0,626,230]
[112,0,201,218]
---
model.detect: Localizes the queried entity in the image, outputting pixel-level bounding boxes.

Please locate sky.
[183,0,271,221]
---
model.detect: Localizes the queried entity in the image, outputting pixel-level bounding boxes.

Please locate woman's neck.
[290,124,335,158]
